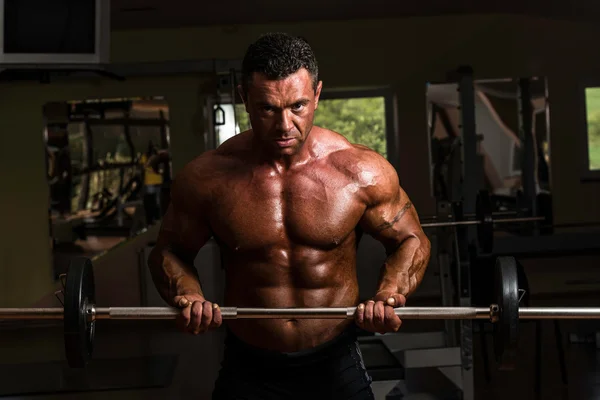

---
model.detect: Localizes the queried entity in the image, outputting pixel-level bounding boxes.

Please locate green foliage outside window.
[586,87,600,170]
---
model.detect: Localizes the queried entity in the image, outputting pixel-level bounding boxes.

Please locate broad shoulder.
[173,150,227,186]
[319,129,400,206]
[174,132,252,185]
[170,132,253,209]
[214,130,254,159]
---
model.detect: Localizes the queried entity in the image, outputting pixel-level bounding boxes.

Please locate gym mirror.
[44,97,172,279]
[426,77,551,214]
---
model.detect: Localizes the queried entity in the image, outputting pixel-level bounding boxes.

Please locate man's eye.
[292,103,305,111]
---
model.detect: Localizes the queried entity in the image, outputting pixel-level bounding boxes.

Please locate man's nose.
[276,110,294,133]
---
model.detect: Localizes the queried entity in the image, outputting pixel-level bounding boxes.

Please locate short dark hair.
[241,32,319,96]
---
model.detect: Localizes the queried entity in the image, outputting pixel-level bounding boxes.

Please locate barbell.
[1,257,598,371]
[419,190,545,253]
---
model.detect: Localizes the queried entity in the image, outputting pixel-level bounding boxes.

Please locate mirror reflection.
[427,77,550,204]
[44,97,172,279]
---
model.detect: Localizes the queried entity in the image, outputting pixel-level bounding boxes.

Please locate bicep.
[359,185,423,251]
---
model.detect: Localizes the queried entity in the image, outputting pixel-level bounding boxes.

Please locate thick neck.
[253,129,316,172]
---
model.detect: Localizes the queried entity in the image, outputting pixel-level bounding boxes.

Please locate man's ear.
[237,84,248,111]
[314,80,323,109]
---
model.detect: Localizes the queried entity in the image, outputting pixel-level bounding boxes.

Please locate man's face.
[240,68,322,157]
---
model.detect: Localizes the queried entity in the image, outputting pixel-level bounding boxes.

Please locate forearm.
[148,245,204,306]
[376,234,431,297]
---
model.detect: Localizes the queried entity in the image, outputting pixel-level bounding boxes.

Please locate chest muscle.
[209,168,364,252]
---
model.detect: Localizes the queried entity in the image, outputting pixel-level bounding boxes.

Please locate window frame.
[206,94,237,151]
[579,77,600,181]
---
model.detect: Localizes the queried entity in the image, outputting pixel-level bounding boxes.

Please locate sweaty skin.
[149,128,429,352]
[148,68,430,352]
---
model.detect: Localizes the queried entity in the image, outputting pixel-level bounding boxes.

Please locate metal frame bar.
[78,118,94,210]
[0,59,243,82]
[436,200,458,347]
[517,78,538,217]
[122,110,136,165]
[158,110,172,183]
[456,66,478,400]
[69,118,169,126]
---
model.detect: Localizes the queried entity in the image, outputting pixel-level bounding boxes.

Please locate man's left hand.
[354,291,406,334]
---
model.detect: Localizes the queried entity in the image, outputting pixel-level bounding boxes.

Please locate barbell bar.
[419,190,547,253]
[420,216,544,229]
[1,304,596,321]
[1,256,598,372]
[420,210,525,223]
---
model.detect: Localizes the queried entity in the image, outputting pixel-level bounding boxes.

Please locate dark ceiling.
[110,0,600,30]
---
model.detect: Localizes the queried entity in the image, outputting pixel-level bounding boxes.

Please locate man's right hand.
[173,293,223,335]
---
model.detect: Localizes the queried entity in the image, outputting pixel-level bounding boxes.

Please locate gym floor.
[1,291,599,400]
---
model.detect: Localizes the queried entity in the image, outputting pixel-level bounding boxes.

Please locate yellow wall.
[1,13,600,306]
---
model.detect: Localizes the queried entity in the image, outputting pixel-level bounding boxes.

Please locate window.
[585,87,600,171]
[214,104,248,147]
[315,96,387,158]
[212,92,389,159]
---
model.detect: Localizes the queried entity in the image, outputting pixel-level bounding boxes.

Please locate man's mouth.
[275,138,296,147]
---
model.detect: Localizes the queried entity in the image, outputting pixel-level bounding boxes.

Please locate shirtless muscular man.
[148,32,431,399]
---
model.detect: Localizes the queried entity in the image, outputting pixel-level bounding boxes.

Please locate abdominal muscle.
[222,253,361,353]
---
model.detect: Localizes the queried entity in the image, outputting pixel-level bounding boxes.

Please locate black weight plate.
[476,190,494,253]
[493,256,519,370]
[64,257,96,368]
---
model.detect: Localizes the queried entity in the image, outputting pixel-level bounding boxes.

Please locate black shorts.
[212,327,374,400]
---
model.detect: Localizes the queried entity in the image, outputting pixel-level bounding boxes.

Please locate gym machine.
[403,67,546,400]
[419,69,581,400]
